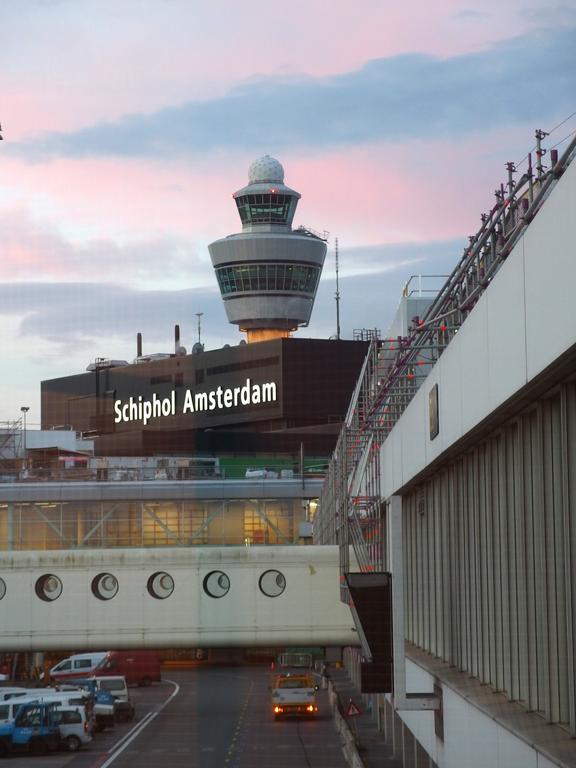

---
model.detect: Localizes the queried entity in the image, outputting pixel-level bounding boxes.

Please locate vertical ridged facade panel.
[404,377,576,733]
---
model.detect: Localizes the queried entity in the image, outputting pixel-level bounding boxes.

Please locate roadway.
[2,666,349,768]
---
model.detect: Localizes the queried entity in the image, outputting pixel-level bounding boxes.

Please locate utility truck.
[270,672,319,720]
[0,702,60,755]
[63,678,117,730]
[65,676,134,726]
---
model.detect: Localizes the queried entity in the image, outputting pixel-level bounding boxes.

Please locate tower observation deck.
[209,156,327,343]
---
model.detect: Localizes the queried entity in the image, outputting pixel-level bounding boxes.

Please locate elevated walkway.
[0,545,357,652]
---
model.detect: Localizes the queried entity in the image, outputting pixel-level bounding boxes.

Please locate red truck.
[94,651,161,687]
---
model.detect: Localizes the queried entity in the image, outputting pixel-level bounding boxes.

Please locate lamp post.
[20,407,29,454]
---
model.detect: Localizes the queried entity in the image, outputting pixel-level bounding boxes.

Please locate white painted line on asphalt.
[107,711,155,752]
[97,679,180,768]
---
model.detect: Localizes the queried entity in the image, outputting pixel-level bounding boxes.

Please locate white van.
[49,653,108,682]
[17,689,92,708]
[0,687,29,703]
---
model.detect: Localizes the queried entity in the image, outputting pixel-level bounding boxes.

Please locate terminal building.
[8,157,368,553]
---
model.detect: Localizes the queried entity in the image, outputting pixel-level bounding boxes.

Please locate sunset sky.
[1,0,575,424]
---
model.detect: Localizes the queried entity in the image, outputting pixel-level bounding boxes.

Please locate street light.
[20,407,30,453]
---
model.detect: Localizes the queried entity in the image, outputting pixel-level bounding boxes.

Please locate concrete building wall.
[375,148,576,766]
[399,658,572,768]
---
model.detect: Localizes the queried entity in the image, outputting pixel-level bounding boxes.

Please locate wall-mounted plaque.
[429,384,439,440]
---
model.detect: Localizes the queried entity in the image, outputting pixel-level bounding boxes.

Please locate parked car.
[245,467,279,479]
[52,706,92,752]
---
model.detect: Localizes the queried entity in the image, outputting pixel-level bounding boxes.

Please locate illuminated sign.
[114,378,277,426]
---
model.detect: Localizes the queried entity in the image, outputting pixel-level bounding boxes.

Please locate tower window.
[216,264,320,296]
[236,194,294,225]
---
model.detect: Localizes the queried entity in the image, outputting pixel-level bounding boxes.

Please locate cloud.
[0,282,225,351]
[11,25,576,161]
[0,237,463,355]
[521,3,576,26]
[312,239,461,337]
[0,207,207,286]
[324,240,462,279]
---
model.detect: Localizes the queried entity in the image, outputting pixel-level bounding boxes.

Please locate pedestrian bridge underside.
[0,544,357,652]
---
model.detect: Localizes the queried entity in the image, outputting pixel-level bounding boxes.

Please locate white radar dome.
[248,155,284,184]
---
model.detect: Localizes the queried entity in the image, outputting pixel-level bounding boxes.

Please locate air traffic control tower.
[209,156,327,343]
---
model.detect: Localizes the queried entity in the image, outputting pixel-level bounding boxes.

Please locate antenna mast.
[335,237,341,340]
[196,312,204,346]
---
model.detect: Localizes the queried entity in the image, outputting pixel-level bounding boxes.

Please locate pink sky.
[0,0,574,422]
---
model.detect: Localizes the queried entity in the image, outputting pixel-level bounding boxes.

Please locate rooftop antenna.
[335,237,341,340]
[196,312,204,346]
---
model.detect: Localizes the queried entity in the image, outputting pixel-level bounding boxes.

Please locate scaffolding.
[316,129,576,599]
[0,420,23,479]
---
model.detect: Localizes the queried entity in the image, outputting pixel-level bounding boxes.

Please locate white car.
[245,467,279,479]
[53,706,93,752]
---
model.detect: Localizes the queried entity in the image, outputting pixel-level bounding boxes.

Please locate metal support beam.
[143,504,184,545]
[77,504,118,547]
[32,504,66,544]
[253,501,292,544]
[389,495,440,711]
[7,503,14,551]
[187,502,222,542]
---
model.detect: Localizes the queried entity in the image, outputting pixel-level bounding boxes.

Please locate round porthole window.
[0,578,6,600]
[147,571,174,600]
[35,574,63,602]
[259,569,286,598]
[203,570,230,599]
[91,572,119,601]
